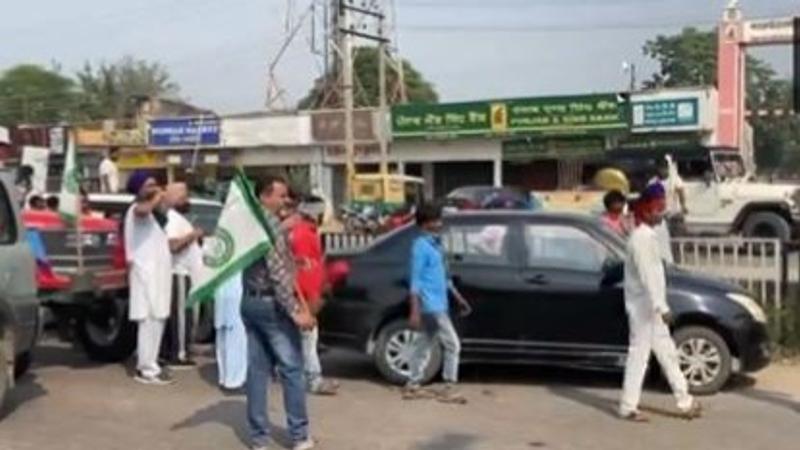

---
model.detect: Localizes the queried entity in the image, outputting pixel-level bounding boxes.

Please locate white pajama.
[620,223,693,416]
[137,318,166,378]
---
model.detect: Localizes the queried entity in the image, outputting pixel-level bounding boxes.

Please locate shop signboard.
[149,116,220,148]
[631,98,699,130]
[392,94,627,139]
[116,151,165,169]
[311,109,377,143]
[502,136,606,160]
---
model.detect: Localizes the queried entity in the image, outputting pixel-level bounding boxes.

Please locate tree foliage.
[76,55,179,120]
[298,46,438,109]
[0,64,79,126]
[643,27,799,172]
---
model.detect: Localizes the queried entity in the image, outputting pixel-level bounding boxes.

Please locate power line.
[399,20,716,34]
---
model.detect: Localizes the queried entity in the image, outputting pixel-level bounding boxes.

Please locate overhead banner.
[392,94,628,139]
[149,117,221,148]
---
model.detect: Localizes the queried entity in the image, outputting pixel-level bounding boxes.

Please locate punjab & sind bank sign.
[391,93,628,139]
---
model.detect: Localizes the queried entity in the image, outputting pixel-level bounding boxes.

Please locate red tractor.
[23,209,135,362]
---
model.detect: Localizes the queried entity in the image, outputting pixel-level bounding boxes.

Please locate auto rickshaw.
[350,173,425,214]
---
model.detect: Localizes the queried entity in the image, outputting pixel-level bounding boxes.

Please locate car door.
[0,174,39,354]
[517,221,628,361]
[442,217,523,354]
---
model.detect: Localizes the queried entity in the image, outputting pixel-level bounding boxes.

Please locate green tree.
[643,27,799,172]
[0,64,79,126]
[76,55,179,120]
[298,46,438,109]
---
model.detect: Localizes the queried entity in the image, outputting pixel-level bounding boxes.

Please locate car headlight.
[726,293,767,324]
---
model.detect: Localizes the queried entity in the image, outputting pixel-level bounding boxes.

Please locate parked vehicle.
[351,174,425,214]
[319,210,771,394]
[24,193,222,362]
[0,171,39,412]
[444,186,539,211]
[600,146,800,241]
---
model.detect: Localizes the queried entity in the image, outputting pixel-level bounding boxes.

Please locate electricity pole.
[337,0,389,201]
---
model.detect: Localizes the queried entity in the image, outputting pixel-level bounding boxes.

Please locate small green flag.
[188,171,274,307]
[58,132,80,224]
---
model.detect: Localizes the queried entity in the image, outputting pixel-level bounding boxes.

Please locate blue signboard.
[631,98,699,129]
[149,117,221,148]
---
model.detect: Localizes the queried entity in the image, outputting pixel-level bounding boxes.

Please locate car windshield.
[712,152,746,179]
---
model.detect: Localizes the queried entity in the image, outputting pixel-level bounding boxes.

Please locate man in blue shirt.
[406,203,471,403]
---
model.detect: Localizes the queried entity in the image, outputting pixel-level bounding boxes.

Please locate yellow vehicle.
[350,173,425,212]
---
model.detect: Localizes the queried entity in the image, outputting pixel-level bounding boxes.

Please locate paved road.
[0,339,798,450]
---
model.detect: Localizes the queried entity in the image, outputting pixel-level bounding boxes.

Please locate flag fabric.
[188,171,274,307]
[58,134,80,223]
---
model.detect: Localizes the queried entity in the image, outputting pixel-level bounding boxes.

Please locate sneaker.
[402,383,431,400]
[166,359,197,371]
[158,371,176,384]
[134,371,174,386]
[435,383,467,404]
[292,438,316,450]
[309,379,339,396]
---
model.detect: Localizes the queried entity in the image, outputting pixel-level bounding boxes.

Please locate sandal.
[620,411,650,423]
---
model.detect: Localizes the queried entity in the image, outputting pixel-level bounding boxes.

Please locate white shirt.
[124,205,172,320]
[624,224,670,319]
[649,175,685,216]
[654,220,674,265]
[99,157,120,193]
[166,209,201,277]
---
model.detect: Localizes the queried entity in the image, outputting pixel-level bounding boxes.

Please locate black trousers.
[160,274,194,362]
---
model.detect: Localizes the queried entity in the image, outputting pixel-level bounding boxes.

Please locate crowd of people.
[15,152,703,448]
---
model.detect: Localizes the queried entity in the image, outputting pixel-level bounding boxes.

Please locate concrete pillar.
[493,158,503,187]
[422,162,435,200]
[397,161,405,175]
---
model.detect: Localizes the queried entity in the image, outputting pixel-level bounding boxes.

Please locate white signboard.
[21,146,50,194]
[221,114,312,147]
[743,17,795,46]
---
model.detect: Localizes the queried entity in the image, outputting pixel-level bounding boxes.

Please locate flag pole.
[71,129,84,274]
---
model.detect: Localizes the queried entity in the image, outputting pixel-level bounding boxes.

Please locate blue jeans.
[241,294,309,447]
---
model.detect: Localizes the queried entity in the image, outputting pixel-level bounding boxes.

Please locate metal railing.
[322,232,375,253]
[672,237,784,315]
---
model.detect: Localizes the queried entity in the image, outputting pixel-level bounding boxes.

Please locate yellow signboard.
[490,103,508,132]
[117,152,164,169]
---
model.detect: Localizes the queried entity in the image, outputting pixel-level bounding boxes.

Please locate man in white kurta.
[619,194,700,421]
[124,172,174,385]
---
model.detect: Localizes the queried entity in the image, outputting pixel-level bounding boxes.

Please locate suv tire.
[742,212,791,241]
[76,296,137,363]
[374,319,442,385]
[673,326,732,395]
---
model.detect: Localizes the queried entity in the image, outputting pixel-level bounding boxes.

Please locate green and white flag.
[188,171,274,307]
[58,132,80,223]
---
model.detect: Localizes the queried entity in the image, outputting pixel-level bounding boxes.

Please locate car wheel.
[76,296,137,363]
[374,319,442,385]
[673,326,732,395]
[13,351,31,379]
[742,212,791,242]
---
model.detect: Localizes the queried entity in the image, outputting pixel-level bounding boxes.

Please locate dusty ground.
[0,339,798,450]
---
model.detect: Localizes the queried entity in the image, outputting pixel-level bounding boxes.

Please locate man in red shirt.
[281,195,339,396]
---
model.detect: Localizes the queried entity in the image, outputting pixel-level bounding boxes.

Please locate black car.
[320,210,771,394]
[444,186,539,210]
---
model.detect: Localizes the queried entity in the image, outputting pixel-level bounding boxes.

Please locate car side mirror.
[601,258,624,286]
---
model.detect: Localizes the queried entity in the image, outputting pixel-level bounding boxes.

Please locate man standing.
[123,170,174,385]
[241,175,316,450]
[282,196,338,396]
[406,203,471,403]
[649,155,687,234]
[162,182,203,368]
[99,149,120,193]
[619,190,701,422]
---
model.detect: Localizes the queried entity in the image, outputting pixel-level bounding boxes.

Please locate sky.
[1,0,797,114]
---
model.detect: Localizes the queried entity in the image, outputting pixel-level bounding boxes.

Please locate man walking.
[282,195,338,396]
[619,189,701,422]
[123,171,174,385]
[241,175,316,450]
[405,203,471,403]
[162,182,203,368]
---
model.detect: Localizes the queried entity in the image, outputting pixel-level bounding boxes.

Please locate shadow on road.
[29,338,105,371]
[414,432,480,450]
[737,388,800,414]
[0,373,48,420]
[545,385,618,418]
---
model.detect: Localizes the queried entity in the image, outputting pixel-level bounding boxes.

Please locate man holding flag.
[189,174,315,450]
